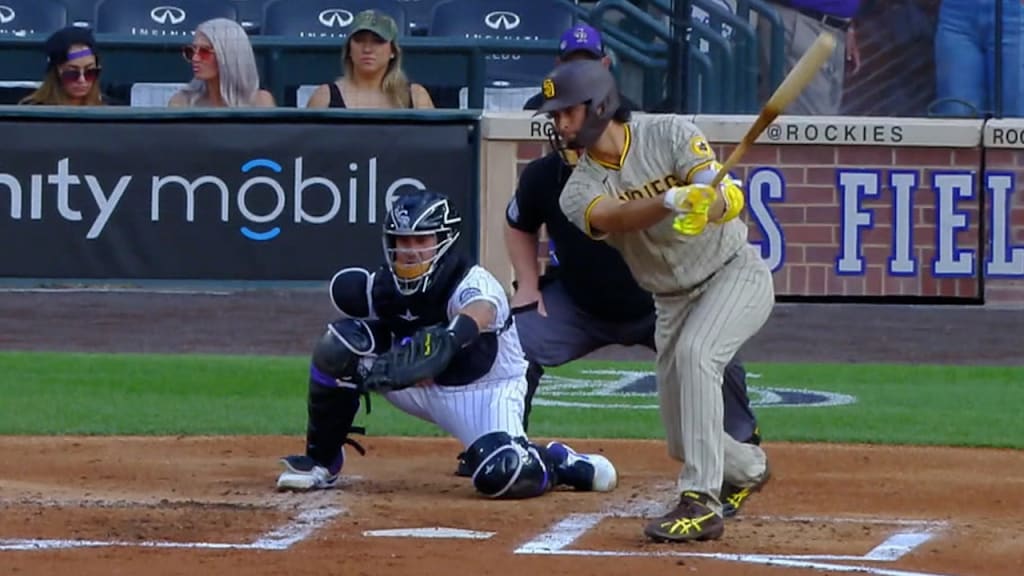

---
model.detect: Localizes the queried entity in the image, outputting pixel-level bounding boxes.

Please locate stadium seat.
[232,0,263,31]
[61,0,98,26]
[261,0,407,39]
[0,0,68,36]
[94,0,238,35]
[427,0,574,87]
[396,0,446,35]
[0,81,40,105]
[129,82,188,106]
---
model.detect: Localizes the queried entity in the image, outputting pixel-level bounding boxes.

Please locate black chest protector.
[370,255,502,387]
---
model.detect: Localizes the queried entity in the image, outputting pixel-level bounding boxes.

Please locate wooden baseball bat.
[710,31,838,188]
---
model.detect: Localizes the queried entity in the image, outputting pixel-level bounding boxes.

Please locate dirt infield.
[2,437,1023,576]
[2,289,1023,576]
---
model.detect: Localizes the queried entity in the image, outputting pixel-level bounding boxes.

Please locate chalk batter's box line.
[514,512,956,576]
[0,494,345,552]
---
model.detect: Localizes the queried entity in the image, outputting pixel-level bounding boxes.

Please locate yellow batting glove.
[718,175,745,223]
[663,184,717,236]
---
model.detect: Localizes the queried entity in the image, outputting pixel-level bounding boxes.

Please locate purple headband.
[67,47,93,60]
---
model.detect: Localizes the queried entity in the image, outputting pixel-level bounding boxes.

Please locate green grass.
[1,351,1021,449]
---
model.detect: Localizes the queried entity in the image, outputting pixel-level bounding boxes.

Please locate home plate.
[362,527,495,540]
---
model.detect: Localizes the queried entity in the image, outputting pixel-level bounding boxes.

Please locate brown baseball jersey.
[559,114,749,295]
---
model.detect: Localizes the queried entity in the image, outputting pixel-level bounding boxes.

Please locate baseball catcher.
[276,188,618,499]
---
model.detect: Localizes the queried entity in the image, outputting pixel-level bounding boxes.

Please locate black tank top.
[327,82,414,108]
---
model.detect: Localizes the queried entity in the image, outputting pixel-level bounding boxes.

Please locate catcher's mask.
[535,59,620,149]
[383,188,462,296]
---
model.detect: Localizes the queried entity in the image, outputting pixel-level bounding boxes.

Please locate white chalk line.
[0,492,344,552]
[515,503,953,576]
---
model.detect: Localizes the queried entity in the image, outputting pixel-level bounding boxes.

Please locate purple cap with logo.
[558,24,604,58]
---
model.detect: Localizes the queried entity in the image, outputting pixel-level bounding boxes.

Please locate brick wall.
[982,148,1024,304]
[511,137,1024,304]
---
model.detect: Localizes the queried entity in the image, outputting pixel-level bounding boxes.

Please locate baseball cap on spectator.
[558,24,604,59]
[44,26,98,70]
[349,10,399,42]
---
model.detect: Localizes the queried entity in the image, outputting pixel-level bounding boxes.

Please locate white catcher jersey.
[446,265,529,383]
[559,114,749,295]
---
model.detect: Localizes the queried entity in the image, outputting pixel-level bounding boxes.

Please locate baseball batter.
[275,187,617,501]
[536,60,774,542]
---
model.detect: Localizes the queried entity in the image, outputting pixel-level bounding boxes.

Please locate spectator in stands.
[306,10,434,109]
[933,0,1023,117]
[522,24,638,111]
[20,27,112,106]
[759,1,861,115]
[168,18,276,108]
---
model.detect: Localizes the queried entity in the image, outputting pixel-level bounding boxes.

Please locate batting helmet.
[535,59,620,148]
[382,188,462,296]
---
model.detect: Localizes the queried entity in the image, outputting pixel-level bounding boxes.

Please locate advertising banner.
[0,119,478,280]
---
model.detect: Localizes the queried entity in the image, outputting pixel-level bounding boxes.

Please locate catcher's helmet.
[535,59,620,148]
[383,188,462,296]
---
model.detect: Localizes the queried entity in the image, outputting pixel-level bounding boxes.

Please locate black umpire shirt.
[506,151,654,322]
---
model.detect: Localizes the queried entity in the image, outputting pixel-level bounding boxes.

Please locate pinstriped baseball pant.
[384,377,528,449]
[654,244,775,514]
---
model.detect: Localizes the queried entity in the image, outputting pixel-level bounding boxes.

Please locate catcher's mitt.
[364,324,457,393]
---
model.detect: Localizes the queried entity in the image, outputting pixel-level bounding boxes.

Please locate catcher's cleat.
[276,455,340,491]
[545,442,618,492]
[644,491,724,543]
[722,461,771,518]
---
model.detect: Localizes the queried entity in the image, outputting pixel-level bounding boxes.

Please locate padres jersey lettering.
[560,114,748,294]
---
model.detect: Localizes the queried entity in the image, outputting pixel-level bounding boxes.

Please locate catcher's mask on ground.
[383,189,461,295]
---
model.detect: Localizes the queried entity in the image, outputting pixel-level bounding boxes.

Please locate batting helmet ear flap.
[576,87,619,148]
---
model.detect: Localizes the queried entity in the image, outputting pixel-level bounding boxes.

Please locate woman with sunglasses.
[306,10,434,109]
[168,18,275,108]
[20,27,111,106]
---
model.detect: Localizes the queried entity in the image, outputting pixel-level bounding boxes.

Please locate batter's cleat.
[454,451,473,477]
[276,455,340,491]
[644,491,725,542]
[721,462,772,518]
[545,442,618,492]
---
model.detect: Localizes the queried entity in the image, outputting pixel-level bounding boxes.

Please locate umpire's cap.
[535,60,620,148]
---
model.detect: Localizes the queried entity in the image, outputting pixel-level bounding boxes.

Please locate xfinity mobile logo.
[0,157,427,241]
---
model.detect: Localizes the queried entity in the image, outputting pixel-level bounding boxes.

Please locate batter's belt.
[653,249,741,300]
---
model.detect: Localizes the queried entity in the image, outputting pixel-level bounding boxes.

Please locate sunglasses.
[182,45,215,62]
[59,67,101,83]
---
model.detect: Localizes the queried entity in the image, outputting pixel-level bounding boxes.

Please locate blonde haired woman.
[169,18,275,108]
[20,27,112,106]
[306,10,433,109]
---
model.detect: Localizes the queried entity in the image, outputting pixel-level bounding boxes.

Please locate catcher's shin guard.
[278,323,374,491]
[304,375,365,468]
[277,376,365,492]
[463,431,555,499]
